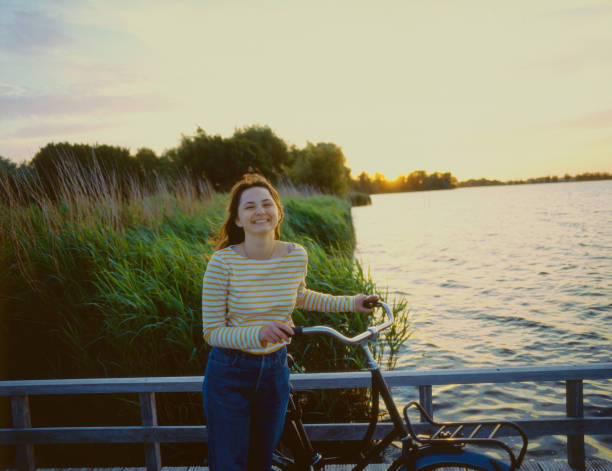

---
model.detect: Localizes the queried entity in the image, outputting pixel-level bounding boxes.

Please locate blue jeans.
[202,346,290,471]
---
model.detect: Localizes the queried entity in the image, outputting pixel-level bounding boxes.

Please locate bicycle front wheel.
[410,449,510,471]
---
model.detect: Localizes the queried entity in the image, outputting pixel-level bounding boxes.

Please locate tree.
[231,125,290,179]
[353,171,375,194]
[372,172,387,193]
[0,155,17,172]
[428,171,457,190]
[289,142,350,195]
[134,148,159,174]
[171,128,241,191]
[29,142,137,200]
[169,125,291,191]
[405,170,427,191]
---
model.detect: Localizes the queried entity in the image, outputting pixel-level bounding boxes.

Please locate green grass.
[282,195,356,252]
[0,163,410,463]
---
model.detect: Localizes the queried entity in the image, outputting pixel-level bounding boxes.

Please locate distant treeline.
[460,172,612,187]
[351,170,612,194]
[0,125,353,203]
[351,170,458,194]
[1,125,610,202]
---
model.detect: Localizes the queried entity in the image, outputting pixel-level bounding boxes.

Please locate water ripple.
[353,181,612,459]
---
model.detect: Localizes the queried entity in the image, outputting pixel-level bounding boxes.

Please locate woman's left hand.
[355,294,379,313]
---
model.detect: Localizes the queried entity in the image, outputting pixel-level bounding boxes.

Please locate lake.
[352,180,612,459]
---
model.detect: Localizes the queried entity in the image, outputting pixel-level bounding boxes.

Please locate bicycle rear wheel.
[410,449,510,471]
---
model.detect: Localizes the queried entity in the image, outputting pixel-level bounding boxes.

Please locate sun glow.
[1,1,611,180]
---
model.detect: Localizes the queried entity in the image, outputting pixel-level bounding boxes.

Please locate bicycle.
[273,301,528,471]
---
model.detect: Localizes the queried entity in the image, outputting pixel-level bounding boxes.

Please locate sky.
[1,0,611,181]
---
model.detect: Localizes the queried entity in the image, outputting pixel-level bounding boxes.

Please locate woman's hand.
[259,321,294,345]
[355,294,379,313]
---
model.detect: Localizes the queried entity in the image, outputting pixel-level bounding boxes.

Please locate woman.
[201,173,377,470]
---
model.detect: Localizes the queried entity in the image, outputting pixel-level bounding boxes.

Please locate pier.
[1,461,610,471]
[2,363,611,471]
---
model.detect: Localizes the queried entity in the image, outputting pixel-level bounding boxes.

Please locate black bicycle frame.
[280,306,527,471]
[350,343,411,471]
[280,342,412,471]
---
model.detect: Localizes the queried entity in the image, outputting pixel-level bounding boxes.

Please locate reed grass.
[0,155,411,463]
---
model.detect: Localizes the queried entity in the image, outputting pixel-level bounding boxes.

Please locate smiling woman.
[200,172,378,470]
[235,187,283,255]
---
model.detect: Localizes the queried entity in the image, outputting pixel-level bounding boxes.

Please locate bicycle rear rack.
[403,401,528,470]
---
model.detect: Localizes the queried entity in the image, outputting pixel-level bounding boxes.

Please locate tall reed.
[0,155,410,465]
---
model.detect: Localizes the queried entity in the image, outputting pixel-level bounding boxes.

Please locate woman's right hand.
[259,321,294,345]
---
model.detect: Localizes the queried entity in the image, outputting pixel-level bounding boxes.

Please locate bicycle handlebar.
[292,301,393,345]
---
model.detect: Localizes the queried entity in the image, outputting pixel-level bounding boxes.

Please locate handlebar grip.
[363,299,380,309]
[292,326,303,336]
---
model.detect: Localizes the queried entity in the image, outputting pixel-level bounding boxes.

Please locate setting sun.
[1,0,611,181]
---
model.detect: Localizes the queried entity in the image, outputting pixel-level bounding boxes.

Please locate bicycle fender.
[413,449,510,471]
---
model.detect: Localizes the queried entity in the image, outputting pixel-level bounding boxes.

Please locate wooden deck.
[2,460,611,471]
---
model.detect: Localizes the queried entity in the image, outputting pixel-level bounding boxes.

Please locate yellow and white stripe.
[202,244,356,354]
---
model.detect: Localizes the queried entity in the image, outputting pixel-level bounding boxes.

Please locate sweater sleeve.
[201,252,263,349]
[295,251,356,312]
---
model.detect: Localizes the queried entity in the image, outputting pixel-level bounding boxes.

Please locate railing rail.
[1,362,611,471]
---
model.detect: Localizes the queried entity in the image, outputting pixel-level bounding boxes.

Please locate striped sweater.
[201,243,356,354]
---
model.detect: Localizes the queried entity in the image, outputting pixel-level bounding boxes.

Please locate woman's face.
[235,186,280,237]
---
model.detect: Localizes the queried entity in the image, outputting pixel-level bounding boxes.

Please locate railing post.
[139,392,161,471]
[11,395,35,471]
[566,379,585,470]
[419,385,433,422]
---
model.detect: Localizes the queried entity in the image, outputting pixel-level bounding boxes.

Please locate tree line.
[1,123,611,204]
[351,170,458,194]
[351,170,612,194]
[460,172,612,187]
[0,125,352,203]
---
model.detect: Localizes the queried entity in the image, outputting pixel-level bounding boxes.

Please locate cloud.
[547,5,612,19]
[551,109,612,129]
[9,121,117,139]
[521,44,612,74]
[0,82,28,96]
[0,7,71,54]
[0,93,176,121]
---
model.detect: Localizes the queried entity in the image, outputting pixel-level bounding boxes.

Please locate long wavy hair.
[216,173,285,249]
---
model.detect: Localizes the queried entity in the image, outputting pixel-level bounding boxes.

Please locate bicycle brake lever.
[363,299,380,309]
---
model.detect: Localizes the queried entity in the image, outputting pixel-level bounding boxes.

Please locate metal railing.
[1,362,611,471]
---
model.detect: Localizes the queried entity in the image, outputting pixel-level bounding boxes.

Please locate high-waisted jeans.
[202,346,290,471]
